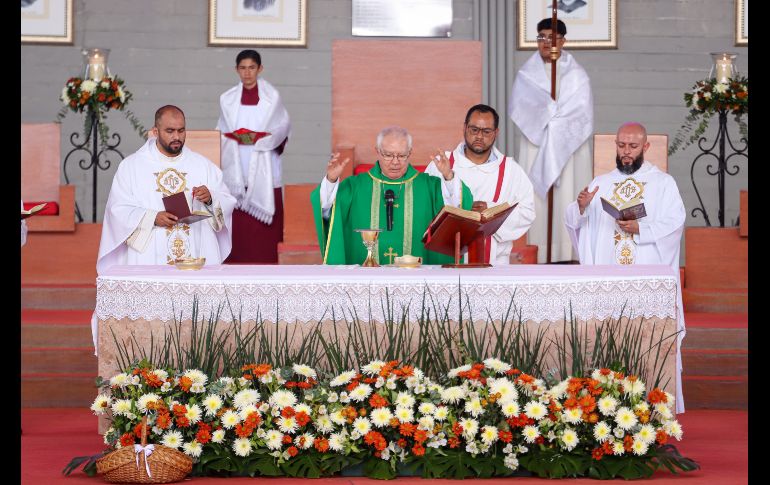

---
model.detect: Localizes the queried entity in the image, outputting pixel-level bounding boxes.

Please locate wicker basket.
[96,417,193,483]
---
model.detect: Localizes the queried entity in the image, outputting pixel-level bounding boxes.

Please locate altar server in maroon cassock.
[217,49,291,263]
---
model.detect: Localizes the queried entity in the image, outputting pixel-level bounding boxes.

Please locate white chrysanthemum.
[563,407,583,424]
[234,389,261,409]
[203,394,223,416]
[488,378,518,402]
[614,407,638,430]
[326,392,339,404]
[522,425,540,443]
[238,404,260,421]
[636,424,656,444]
[182,440,203,457]
[385,377,397,390]
[294,403,312,415]
[265,429,283,450]
[594,422,612,442]
[459,418,478,439]
[184,369,208,386]
[623,379,646,396]
[330,410,347,426]
[440,386,466,404]
[612,441,625,455]
[328,433,346,452]
[221,410,241,429]
[150,369,168,381]
[348,384,373,402]
[330,370,357,387]
[433,406,449,421]
[353,417,371,435]
[613,427,625,439]
[370,408,393,428]
[465,441,480,455]
[212,429,226,443]
[447,364,472,378]
[312,415,332,434]
[161,431,183,449]
[499,400,520,418]
[339,392,350,404]
[631,438,649,455]
[269,390,297,409]
[464,398,485,417]
[80,80,97,93]
[504,453,519,470]
[480,425,499,445]
[186,404,203,424]
[111,399,133,417]
[361,360,386,375]
[60,87,70,104]
[395,406,414,423]
[90,394,111,415]
[277,416,298,434]
[292,364,317,379]
[664,391,675,404]
[483,357,511,374]
[131,375,141,386]
[160,382,172,393]
[295,433,315,449]
[664,420,683,440]
[654,403,673,420]
[233,437,252,457]
[395,392,416,408]
[634,402,650,414]
[524,401,547,420]
[110,373,131,388]
[598,396,618,415]
[560,428,579,451]
[190,382,204,393]
[418,402,436,415]
[418,416,435,431]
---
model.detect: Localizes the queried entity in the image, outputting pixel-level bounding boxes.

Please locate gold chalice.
[355,228,382,267]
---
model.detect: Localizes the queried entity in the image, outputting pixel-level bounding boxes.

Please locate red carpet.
[21,408,747,484]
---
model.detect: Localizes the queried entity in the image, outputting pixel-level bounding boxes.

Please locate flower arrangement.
[71,358,698,480]
[669,75,749,155]
[55,75,146,145]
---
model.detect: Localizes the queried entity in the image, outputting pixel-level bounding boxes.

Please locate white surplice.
[96,138,236,274]
[564,161,687,413]
[509,50,593,263]
[424,144,536,265]
[217,78,291,224]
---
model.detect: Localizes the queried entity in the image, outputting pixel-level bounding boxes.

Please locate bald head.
[154,105,185,127]
[152,105,186,157]
[615,122,649,175]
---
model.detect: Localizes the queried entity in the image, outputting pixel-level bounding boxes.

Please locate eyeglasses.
[466,125,496,137]
[379,151,409,162]
[536,34,564,44]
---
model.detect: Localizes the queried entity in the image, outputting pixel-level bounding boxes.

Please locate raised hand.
[577,186,599,214]
[431,150,454,181]
[326,152,351,183]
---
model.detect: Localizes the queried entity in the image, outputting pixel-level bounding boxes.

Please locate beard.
[616,153,643,174]
[159,138,184,156]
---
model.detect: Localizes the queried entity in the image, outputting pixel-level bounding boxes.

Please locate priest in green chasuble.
[311,126,473,265]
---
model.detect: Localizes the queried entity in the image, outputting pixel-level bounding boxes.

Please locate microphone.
[384,189,395,231]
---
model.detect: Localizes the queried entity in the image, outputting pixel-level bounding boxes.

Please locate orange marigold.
[656,429,669,445]
[592,447,604,461]
[448,436,461,448]
[295,411,311,427]
[315,437,330,452]
[399,422,416,437]
[178,376,193,392]
[647,388,668,405]
[175,416,190,428]
[287,446,299,457]
[411,444,426,456]
[283,434,293,444]
[120,432,135,447]
[369,394,390,408]
[156,412,171,429]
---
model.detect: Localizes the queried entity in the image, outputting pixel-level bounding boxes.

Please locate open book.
[162,191,213,224]
[431,202,512,224]
[422,202,517,259]
[21,203,47,220]
[600,197,647,221]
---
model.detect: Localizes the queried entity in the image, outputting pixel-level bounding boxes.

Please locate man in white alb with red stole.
[217,49,291,263]
[424,104,536,265]
[509,18,593,263]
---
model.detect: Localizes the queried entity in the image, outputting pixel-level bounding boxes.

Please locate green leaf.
[363,457,397,480]
[281,454,323,478]
[519,447,589,478]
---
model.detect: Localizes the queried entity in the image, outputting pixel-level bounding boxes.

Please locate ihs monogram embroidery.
[611,176,644,265]
[165,224,191,264]
[154,168,188,196]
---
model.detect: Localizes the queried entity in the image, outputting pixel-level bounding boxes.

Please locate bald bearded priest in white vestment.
[97,106,236,274]
[425,104,536,265]
[564,122,687,413]
[509,18,593,263]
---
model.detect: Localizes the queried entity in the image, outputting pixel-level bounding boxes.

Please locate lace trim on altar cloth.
[95,276,678,324]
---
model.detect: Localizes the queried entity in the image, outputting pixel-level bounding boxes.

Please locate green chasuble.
[311,162,473,265]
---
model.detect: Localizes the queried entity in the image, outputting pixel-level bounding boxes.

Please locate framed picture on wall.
[21,0,73,45]
[735,0,748,46]
[517,0,617,49]
[208,0,307,47]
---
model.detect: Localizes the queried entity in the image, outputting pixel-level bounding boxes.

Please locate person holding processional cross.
[508,17,593,263]
[311,126,473,265]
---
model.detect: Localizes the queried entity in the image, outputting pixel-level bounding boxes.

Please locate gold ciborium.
[355,228,382,267]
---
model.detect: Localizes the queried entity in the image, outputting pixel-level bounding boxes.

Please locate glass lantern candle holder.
[709,52,738,84]
[82,48,111,81]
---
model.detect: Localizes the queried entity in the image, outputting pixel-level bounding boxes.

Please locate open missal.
[21,203,47,220]
[162,191,212,224]
[600,197,647,221]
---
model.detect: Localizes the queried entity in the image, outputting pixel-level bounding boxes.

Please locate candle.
[715,57,732,83]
